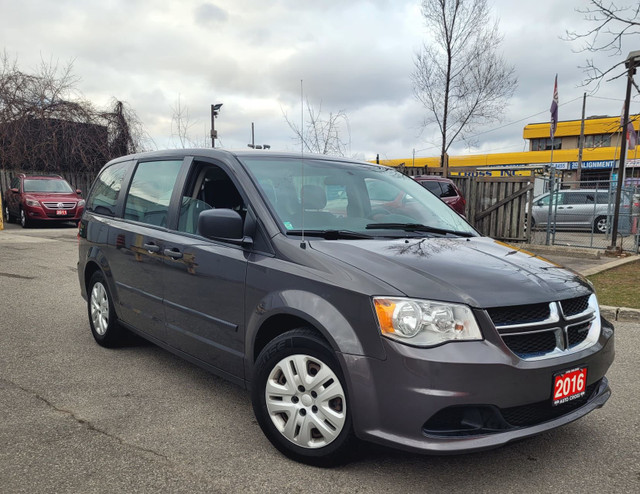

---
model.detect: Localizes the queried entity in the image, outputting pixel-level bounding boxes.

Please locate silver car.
[531,189,611,233]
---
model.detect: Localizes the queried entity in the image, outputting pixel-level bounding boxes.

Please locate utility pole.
[609,51,640,253]
[576,92,586,187]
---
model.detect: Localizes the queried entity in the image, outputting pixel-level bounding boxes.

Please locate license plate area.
[56,210,68,216]
[553,367,587,406]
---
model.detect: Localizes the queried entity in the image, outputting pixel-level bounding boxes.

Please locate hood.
[309,236,592,309]
[25,192,81,201]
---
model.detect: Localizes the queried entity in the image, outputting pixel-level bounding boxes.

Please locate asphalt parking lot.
[1,222,639,493]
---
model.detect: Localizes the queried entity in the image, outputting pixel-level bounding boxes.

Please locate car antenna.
[300,79,306,249]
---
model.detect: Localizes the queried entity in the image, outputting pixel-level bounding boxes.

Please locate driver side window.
[178,163,245,235]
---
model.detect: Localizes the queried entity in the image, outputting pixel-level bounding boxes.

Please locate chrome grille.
[42,202,76,209]
[561,295,591,318]
[487,303,550,326]
[568,321,591,347]
[488,295,599,360]
[501,330,559,358]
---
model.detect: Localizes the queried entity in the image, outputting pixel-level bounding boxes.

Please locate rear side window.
[86,161,131,216]
[439,182,458,198]
[421,181,442,196]
[564,193,587,205]
[124,160,183,227]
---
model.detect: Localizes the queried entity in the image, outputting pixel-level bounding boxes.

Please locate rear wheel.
[4,204,12,223]
[252,328,355,466]
[87,271,125,347]
[594,216,607,234]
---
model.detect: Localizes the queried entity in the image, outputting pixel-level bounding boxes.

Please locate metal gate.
[527,179,640,253]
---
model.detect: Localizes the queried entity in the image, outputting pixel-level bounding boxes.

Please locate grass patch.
[587,260,640,309]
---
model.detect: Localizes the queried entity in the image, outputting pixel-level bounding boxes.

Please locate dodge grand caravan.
[77,150,614,466]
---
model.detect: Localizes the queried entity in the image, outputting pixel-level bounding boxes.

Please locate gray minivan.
[78,150,614,465]
[531,189,610,233]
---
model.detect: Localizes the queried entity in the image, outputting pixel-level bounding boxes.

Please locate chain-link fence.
[527,178,640,253]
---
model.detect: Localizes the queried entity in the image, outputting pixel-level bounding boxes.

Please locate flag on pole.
[550,74,558,139]
[628,120,637,150]
[621,103,637,150]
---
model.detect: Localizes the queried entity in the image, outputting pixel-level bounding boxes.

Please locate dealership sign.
[552,159,640,170]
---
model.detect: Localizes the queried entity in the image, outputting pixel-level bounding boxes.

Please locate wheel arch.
[245,289,384,383]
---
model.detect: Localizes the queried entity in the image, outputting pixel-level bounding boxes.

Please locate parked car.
[3,173,85,228]
[78,150,613,466]
[531,188,614,233]
[412,175,466,215]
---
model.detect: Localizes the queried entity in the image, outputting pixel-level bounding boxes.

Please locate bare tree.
[564,1,640,88]
[412,0,517,166]
[284,99,351,156]
[0,52,147,174]
[170,94,198,148]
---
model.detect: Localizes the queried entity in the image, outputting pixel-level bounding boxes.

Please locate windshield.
[23,179,74,193]
[239,156,476,238]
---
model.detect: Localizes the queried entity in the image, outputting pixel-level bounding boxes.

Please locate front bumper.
[341,318,614,454]
[24,205,83,221]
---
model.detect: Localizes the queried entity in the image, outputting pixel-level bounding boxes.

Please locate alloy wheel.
[90,282,110,336]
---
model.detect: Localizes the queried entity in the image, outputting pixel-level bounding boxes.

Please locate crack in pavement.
[0,377,170,463]
[0,272,37,280]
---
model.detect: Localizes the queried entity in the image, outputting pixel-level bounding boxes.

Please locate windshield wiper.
[286,229,374,240]
[365,222,475,237]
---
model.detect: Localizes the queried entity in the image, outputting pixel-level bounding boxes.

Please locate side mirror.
[76,189,82,195]
[198,208,252,246]
[10,188,19,194]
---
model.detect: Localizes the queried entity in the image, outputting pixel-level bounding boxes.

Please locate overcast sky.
[1,0,638,161]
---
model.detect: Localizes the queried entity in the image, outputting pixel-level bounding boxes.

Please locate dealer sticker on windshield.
[553,367,587,406]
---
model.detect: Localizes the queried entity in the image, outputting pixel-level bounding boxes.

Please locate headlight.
[77,199,86,207]
[25,199,40,207]
[373,297,482,347]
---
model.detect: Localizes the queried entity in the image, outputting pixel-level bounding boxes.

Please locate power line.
[413,96,583,156]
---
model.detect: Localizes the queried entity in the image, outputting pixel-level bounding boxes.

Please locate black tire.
[4,203,12,223]
[87,271,124,347]
[19,208,31,228]
[593,216,607,234]
[251,328,355,467]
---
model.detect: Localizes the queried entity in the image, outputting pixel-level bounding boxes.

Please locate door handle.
[164,248,183,260]
[143,242,160,253]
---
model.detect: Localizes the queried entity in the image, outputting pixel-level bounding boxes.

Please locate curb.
[516,243,603,260]
[600,305,640,323]
[580,254,640,277]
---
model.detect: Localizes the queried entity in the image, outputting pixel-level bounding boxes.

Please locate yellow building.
[380,115,640,183]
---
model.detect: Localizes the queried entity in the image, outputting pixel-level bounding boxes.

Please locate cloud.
[0,0,637,161]
[194,3,229,26]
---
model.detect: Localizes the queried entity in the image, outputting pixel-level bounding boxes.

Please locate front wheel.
[20,208,31,228]
[87,271,125,347]
[251,329,355,466]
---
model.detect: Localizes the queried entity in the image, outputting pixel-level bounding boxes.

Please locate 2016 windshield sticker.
[284,221,293,230]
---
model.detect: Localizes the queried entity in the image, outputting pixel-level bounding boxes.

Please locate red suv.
[3,174,85,228]
[413,175,466,216]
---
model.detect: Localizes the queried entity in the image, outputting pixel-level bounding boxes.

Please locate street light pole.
[608,51,640,252]
[210,103,223,148]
